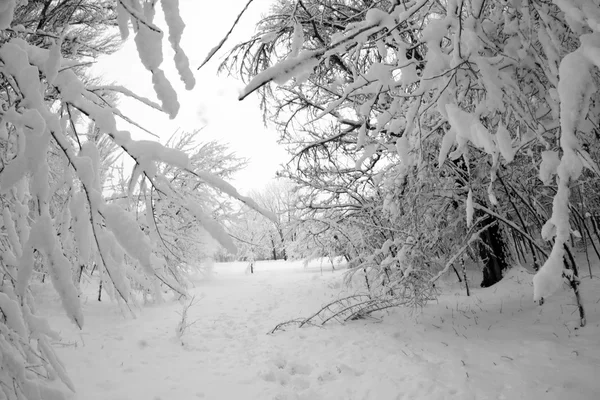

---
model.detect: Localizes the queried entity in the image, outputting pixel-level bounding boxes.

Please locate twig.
[198,0,255,71]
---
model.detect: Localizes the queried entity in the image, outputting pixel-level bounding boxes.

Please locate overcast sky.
[92,0,288,194]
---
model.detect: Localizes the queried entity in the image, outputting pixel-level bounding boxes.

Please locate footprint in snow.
[316,363,363,383]
[290,376,310,390]
[286,361,312,376]
[317,370,337,383]
[336,363,363,376]
[261,368,290,386]
[270,354,289,369]
[261,359,313,390]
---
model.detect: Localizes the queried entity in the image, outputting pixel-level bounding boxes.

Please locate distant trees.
[250,180,297,260]
[227,0,600,322]
[230,180,296,261]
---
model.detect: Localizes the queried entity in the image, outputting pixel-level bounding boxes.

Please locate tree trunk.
[78,264,85,283]
[278,228,287,261]
[271,238,277,260]
[478,214,510,287]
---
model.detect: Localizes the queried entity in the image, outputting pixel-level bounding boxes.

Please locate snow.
[355,143,378,170]
[160,0,196,90]
[533,245,565,303]
[365,8,388,25]
[192,170,277,222]
[184,199,237,254]
[466,189,474,227]
[43,39,61,86]
[116,1,130,40]
[0,292,27,337]
[102,204,154,275]
[70,191,92,265]
[445,104,497,161]
[131,7,180,119]
[30,214,84,329]
[0,0,15,30]
[437,126,456,167]
[3,1,600,398]
[261,32,278,43]
[495,123,515,163]
[539,150,560,185]
[88,85,163,112]
[3,206,21,257]
[289,22,304,58]
[395,136,412,166]
[151,68,180,119]
[356,124,367,149]
[126,139,190,169]
[240,50,322,100]
[534,35,595,301]
[37,259,600,400]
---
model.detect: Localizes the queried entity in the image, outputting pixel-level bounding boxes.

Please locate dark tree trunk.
[278,228,287,261]
[271,238,277,260]
[447,157,510,287]
[452,265,462,282]
[78,264,85,283]
[478,214,510,288]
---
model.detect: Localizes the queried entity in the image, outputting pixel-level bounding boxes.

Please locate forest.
[1,1,599,399]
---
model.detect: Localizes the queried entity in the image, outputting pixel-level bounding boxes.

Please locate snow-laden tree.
[250,180,297,260]
[228,206,276,261]
[0,1,274,398]
[229,180,297,261]
[123,132,248,284]
[226,0,600,324]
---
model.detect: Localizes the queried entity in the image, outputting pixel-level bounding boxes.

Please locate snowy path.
[40,261,600,400]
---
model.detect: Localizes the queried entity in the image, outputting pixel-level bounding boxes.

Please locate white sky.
[92,0,289,194]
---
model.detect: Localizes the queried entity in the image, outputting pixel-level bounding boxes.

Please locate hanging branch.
[430,219,497,283]
[497,172,541,270]
[562,244,586,327]
[471,202,549,259]
[50,128,133,311]
[118,0,163,33]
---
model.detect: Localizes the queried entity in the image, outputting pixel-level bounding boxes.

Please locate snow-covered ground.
[38,259,600,400]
